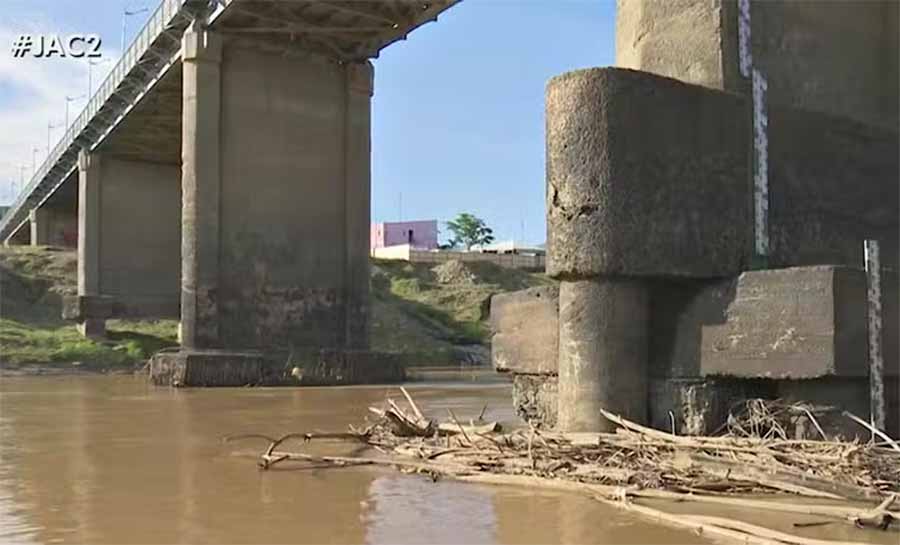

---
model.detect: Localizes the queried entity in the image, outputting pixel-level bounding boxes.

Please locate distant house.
[370,220,439,252]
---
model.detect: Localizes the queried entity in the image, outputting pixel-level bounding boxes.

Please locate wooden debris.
[228,393,900,543]
[437,421,501,436]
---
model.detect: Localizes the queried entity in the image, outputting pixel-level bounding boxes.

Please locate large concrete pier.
[494,0,899,435]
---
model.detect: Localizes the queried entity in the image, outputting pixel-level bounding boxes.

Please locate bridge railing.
[0,0,195,238]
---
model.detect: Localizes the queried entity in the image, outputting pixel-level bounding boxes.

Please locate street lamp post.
[122,6,150,56]
[47,121,62,156]
[32,147,40,175]
[88,58,111,97]
[65,94,87,128]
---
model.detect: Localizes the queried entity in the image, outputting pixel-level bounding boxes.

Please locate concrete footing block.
[77,318,107,339]
[62,295,115,321]
[149,349,405,387]
[490,286,559,374]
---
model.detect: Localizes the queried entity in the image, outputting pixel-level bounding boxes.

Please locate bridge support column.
[557,278,649,432]
[154,23,390,386]
[179,22,223,349]
[69,149,182,337]
[29,208,50,246]
[29,205,77,247]
[76,150,106,338]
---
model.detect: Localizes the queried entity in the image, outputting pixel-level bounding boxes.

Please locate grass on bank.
[0,246,179,369]
[369,258,551,365]
[1,246,551,369]
[0,318,179,369]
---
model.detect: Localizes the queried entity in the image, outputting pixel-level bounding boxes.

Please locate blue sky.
[0,0,616,245]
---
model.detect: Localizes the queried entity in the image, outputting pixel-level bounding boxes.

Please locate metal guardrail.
[0,0,207,241]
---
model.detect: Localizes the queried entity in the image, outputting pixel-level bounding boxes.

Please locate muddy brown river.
[0,374,891,544]
[0,373,708,544]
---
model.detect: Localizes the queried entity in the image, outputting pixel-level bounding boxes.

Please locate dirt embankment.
[0,246,178,373]
[370,258,552,366]
[0,246,551,371]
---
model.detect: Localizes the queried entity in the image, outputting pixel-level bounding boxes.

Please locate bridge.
[1,0,458,379]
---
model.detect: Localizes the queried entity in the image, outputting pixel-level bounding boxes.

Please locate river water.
[0,374,716,544]
[2,375,891,545]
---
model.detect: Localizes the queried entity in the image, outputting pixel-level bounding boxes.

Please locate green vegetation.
[0,247,178,370]
[0,318,177,368]
[370,258,551,365]
[445,212,495,250]
[0,246,550,371]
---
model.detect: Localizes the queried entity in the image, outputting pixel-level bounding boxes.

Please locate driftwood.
[228,392,900,544]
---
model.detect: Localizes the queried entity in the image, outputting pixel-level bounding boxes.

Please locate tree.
[446,213,494,251]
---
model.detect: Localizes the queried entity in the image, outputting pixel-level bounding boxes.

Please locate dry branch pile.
[227,389,900,545]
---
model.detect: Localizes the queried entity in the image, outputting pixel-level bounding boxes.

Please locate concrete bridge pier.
[151,23,386,386]
[28,201,77,247]
[67,149,182,337]
[557,278,649,432]
[29,209,50,246]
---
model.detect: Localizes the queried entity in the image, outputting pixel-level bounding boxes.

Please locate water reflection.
[366,476,496,544]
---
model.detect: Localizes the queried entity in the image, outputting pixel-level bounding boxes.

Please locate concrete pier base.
[77,319,107,339]
[149,349,405,387]
[557,278,649,432]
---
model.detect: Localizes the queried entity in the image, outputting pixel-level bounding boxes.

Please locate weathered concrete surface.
[101,157,181,316]
[546,68,747,278]
[149,349,404,387]
[179,24,222,349]
[778,378,900,439]
[515,374,900,438]
[75,150,181,327]
[497,266,899,432]
[29,209,50,246]
[700,267,899,379]
[648,278,731,379]
[490,286,558,374]
[545,68,898,278]
[616,0,729,91]
[648,378,774,436]
[766,105,898,270]
[557,279,649,432]
[61,295,115,322]
[180,25,372,355]
[616,0,899,130]
[512,374,558,428]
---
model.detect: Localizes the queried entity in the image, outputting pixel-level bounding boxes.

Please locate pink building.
[371,220,439,251]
